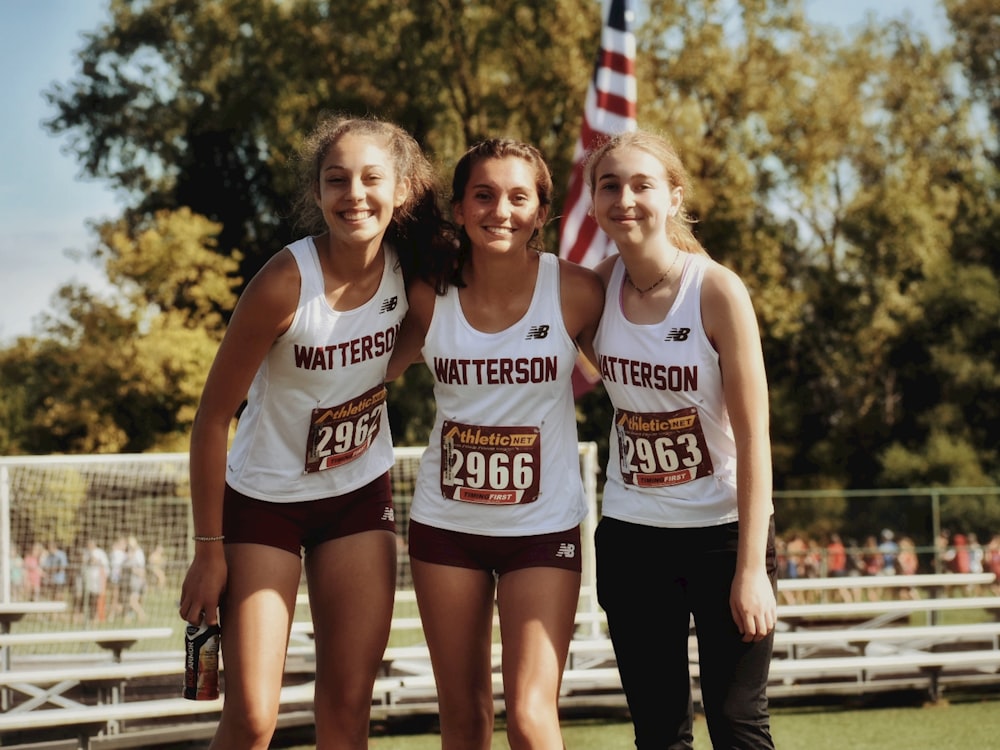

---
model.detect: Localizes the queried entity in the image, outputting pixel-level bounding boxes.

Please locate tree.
[635,0,999,490]
[945,0,1000,156]
[0,209,238,454]
[43,0,599,285]
[39,0,600,447]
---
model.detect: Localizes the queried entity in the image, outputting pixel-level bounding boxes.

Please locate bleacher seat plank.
[766,648,1000,678]
[0,627,174,664]
[777,572,995,593]
[779,595,1000,622]
[0,682,305,734]
[0,659,183,689]
[773,621,1000,651]
[0,659,184,715]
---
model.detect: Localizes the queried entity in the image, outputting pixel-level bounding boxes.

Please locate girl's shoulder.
[556,254,602,284]
[557,255,604,308]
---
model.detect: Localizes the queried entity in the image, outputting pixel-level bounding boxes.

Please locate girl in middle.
[388,139,604,750]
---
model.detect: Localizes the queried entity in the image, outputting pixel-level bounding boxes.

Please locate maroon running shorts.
[408,519,582,575]
[223,472,395,556]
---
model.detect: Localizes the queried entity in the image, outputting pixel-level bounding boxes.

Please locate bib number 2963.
[616,406,713,488]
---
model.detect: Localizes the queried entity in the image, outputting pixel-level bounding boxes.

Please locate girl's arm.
[702,261,776,642]
[386,279,436,382]
[179,248,299,626]
[559,258,605,369]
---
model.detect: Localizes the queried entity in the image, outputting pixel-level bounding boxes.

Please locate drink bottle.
[184,621,221,700]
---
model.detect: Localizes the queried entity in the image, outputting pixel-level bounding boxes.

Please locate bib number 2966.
[440,421,541,504]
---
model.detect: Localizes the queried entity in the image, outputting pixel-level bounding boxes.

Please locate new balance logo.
[379,296,399,313]
[555,543,576,559]
[525,325,550,340]
[381,507,395,522]
[664,327,691,342]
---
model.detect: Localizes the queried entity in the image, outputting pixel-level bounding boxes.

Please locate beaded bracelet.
[192,534,225,542]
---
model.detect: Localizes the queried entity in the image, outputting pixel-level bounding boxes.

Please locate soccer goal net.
[0,444,600,632]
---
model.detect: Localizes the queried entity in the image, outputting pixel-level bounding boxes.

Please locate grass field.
[259,691,1000,749]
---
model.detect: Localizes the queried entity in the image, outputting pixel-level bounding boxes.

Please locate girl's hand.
[178,547,227,626]
[730,566,777,642]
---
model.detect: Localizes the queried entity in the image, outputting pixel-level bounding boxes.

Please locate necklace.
[624,250,682,296]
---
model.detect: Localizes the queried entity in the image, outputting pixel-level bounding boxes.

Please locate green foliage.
[635,0,1000,493]
[0,209,238,454]
[945,0,1000,150]
[387,367,437,447]
[939,491,1000,541]
[17,470,87,549]
[99,207,240,330]
[42,0,598,280]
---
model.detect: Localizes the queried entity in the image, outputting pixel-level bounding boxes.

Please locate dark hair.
[584,130,708,257]
[449,139,554,282]
[292,114,456,292]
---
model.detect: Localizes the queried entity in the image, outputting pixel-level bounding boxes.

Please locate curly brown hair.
[292,114,456,292]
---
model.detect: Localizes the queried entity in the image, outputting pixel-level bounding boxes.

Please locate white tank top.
[226,236,407,502]
[593,253,738,528]
[410,252,588,536]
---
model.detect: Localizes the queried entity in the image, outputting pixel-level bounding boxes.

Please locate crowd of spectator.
[6,535,167,625]
[775,528,1000,602]
[9,528,999,611]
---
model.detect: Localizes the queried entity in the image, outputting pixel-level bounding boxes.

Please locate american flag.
[560,0,637,397]
[558,0,638,268]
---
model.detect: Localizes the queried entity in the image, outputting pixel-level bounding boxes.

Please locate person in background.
[178,115,453,750]
[949,534,971,574]
[859,535,885,602]
[108,536,127,619]
[387,138,603,750]
[147,543,167,589]
[42,541,69,604]
[785,533,807,581]
[987,535,1000,596]
[22,542,45,602]
[8,546,24,602]
[966,533,985,594]
[826,533,847,577]
[934,529,952,574]
[124,536,147,622]
[878,528,899,575]
[825,533,854,603]
[862,535,883,577]
[82,539,109,624]
[968,533,985,574]
[803,538,822,581]
[580,130,777,749]
[896,536,920,600]
[896,536,919,576]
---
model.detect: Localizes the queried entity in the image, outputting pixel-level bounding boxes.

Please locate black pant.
[596,516,777,749]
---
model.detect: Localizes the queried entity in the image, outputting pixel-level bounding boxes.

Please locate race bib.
[615,406,713,488]
[304,385,386,473]
[440,420,541,504]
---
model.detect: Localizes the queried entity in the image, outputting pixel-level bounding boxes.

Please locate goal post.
[0,444,602,630]
[0,453,191,628]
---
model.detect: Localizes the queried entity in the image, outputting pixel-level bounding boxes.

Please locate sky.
[0,0,951,342]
